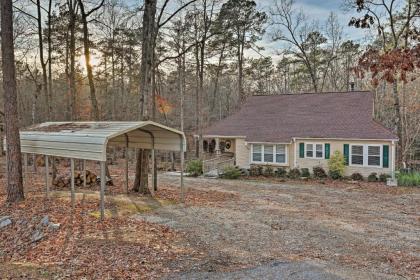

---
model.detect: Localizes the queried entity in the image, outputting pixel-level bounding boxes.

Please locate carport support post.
[23,153,28,185]
[100,161,106,220]
[45,155,50,198]
[124,134,129,194]
[83,160,87,188]
[70,158,75,207]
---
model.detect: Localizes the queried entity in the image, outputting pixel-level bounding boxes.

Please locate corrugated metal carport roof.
[20,121,186,161]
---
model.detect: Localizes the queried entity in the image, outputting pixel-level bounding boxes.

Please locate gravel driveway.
[136,175,420,280]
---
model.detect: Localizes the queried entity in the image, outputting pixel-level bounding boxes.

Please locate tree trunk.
[68,0,77,120]
[47,0,53,119]
[36,0,51,120]
[133,0,156,194]
[393,82,404,166]
[1,0,24,202]
[78,0,100,121]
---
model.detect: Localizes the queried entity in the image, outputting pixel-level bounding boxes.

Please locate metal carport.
[17,121,186,220]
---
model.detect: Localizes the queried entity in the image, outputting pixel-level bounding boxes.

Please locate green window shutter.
[383,145,389,168]
[343,144,349,165]
[325,143,330,159]
[299,143,305,158]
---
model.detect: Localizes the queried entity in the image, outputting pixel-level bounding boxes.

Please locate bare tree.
[1,0,24,202]
[78,0,104,121]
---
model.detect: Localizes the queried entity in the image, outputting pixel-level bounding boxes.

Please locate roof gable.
[203,91,398,142]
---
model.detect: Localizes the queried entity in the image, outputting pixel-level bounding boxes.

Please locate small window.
[264,145,274,163]
[351,145,364,165]
[276,144,286,163]
[368,146,381,166]
[306,144,313,158]
[315,144,323,158]
[252,144,262,162]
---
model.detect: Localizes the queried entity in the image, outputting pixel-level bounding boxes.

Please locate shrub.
[367,172,378,182]
[351,172,364,181]
[264,166,274,177]
[300,168,310,178]
[275,168,287,178]
[379,173,391,183]
[329,170,342,180]
[397,172,420,187]
[249,165,262,176]
[221,166,241,179]
[288,168,301,179]
[186,159,203,177]
[313,166,327,178]
[328,151,345,178]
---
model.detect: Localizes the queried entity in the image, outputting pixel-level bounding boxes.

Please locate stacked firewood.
[52,170,97,188]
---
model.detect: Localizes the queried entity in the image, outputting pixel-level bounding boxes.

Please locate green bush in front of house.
[379,173,391,183]
[264,166,274,176]
[328,151,345,180]
[249,165,262,176]
[288,168,301,179]
[300,168,310,178]
[186,159,203,177]
[275,168,287,178]
[367,172,378,182]
[351,172,364,181]
[221,166,241,179]
[397,172,420,187]
[313,166,327,178]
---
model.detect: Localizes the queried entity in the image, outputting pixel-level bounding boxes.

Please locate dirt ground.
[141,174,420,280]
[1,160,419,279]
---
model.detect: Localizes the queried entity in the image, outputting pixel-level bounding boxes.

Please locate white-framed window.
[252,144,262,162]
[251,144,287,164]
[368,146,381,166]
[275,144,286,163]
[305,143,324,159]
[350,144,382,167]
[264,145,274,163]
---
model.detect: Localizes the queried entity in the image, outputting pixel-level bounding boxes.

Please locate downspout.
[293,138,297,168]
[391,140,396,181]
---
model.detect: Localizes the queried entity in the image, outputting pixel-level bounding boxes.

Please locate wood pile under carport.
[52,170,97,188]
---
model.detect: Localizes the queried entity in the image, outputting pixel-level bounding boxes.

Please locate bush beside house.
[186,160,203,177]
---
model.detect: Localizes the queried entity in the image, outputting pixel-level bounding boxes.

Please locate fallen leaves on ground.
[0,194,195,279]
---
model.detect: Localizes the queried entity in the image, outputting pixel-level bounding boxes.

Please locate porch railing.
[203,157,235,175]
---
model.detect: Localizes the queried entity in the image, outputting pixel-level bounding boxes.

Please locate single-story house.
[202,91,398,177]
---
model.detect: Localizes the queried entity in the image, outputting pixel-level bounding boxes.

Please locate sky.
[254,0,369,60]
[143,0,370,61]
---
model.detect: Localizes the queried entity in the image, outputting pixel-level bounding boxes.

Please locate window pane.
[264,145,273,162]
[276,144,285,154]
[351,145,364,165]
[252,144,262,162]
[368,146,380,156]
[306,144,313,157]
[352,145,363,155]
[316,144,323,158]
[368,156,380,166]
[276,144,286,163]
[276,154,286,163]
[351,155,364,165]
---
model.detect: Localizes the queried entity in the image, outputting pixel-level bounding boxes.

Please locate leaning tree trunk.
[1,0,24,202]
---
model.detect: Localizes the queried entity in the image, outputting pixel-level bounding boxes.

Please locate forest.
[0,0,419,195]
[0,1,419,278]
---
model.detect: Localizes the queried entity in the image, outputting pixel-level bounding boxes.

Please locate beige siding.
[295,139,395,177]
[235,138,250,168]
[232,137,395,177]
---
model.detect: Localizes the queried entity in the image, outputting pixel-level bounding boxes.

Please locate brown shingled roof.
[203,91,398,142]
